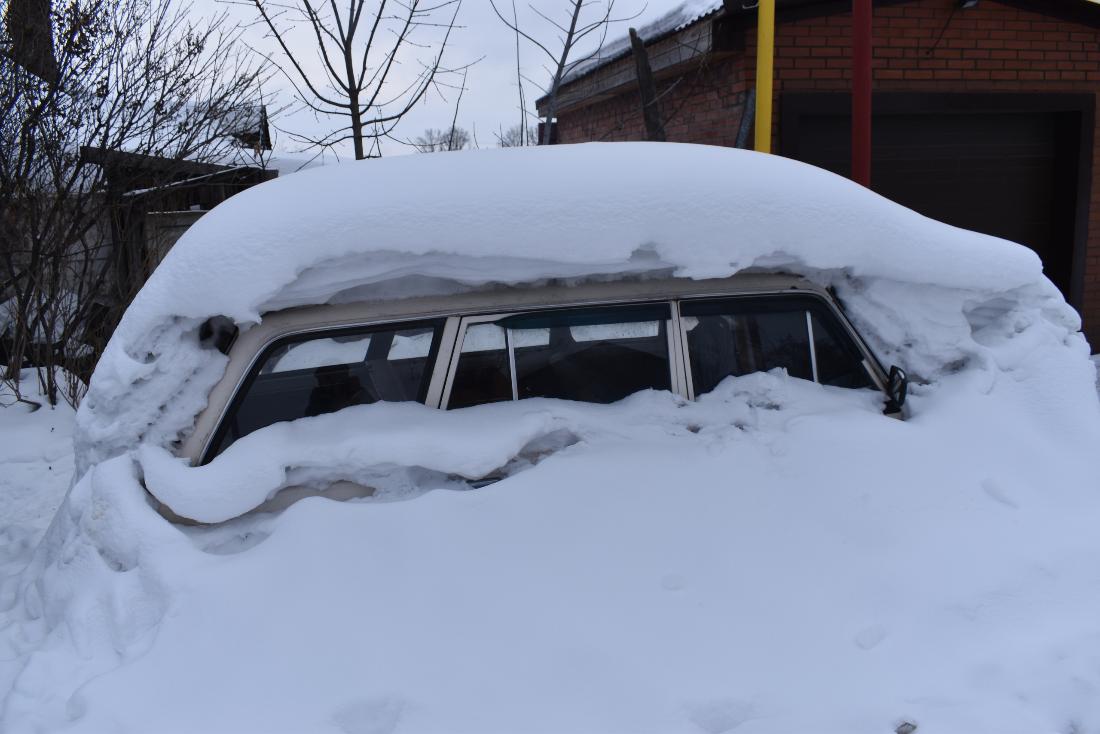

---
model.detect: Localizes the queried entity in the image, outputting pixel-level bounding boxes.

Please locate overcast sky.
[194,1,690,163]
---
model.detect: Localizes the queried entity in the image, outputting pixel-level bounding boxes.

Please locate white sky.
[194,1,687,162]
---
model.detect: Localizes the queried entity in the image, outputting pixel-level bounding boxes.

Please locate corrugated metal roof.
[560,0,725,86]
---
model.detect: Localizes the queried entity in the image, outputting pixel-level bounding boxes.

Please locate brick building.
[537,0,1100,348]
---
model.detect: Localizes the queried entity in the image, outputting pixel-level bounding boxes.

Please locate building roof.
[560,0,725,86]
[546,0,1100,102]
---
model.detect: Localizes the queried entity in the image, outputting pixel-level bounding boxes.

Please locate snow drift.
[3,143,1099,733]
[74,142,1077,472]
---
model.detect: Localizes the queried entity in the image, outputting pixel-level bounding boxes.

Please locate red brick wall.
[556,55,750,146]
[555,0,1100,349]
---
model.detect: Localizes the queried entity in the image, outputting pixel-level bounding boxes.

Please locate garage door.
[781,93,1090,302]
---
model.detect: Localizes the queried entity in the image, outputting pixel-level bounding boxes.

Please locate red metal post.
[852,0,873,187]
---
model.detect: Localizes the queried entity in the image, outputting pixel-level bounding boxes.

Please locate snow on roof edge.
[555,0,725,90]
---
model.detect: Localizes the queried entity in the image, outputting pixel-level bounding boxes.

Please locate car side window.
[449,323,511,409]
[206,321,444,462]
[447,304,673,408]
[681,297,872,396]
[809,312,874,389]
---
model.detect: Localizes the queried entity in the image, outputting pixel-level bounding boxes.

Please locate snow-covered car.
[5,143,1100,734]
[174,272,907,518]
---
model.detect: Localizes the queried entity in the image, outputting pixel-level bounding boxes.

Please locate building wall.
[554,0,1100,348]
[556,54,750,146]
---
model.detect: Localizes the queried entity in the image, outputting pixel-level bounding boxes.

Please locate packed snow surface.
[2,143,1099,733]
[0,373,74,579]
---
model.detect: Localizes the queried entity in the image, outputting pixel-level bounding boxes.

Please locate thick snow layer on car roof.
[102,142,1046,327]
[74,142,1079,472]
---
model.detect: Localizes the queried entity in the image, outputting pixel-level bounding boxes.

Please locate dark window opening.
[811,313,873,389]
[206,321,444,462]
[449,323,512,409]
[448,305,673,409]
[682,296,872,396]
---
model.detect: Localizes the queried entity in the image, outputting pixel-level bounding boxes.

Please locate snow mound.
[4,142,1098,733]
[75,142,1079,473]
[0,372,75,582]
[6,372,1100,732]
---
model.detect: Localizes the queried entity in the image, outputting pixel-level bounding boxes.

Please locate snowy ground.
[0,373,74,579]
[3,145,1100,733]
[1,365,1099,733]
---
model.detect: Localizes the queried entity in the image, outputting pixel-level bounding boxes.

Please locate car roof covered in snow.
[75,142,1077,473]
[117,142,1043,328]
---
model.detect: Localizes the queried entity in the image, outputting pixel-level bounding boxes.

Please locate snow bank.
[75,142,1079,472]
[4,142,1099,733]
[7,372,1100,733]
[0,373,75,578]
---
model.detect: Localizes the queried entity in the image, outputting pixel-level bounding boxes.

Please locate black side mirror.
[199,315,239,355]
[884,365,908,414]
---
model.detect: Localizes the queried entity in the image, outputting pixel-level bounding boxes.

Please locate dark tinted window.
[449,323,512,409]
[208,322,443,461]
[683,302,812,395]
[447,305,672,408]
[811,313,873,389]
[682,296,873,396]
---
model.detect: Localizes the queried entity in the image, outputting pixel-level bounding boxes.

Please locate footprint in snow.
[661,573,686,591]
[331,697,404,734]
[854,624,888,650]
[980,478,1019,509]
[687,698,756,733]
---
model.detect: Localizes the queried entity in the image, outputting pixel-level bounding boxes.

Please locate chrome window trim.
[675,302,697,401]
[440,312,510,409]
[424,317,461,408]
[806,311,820,384]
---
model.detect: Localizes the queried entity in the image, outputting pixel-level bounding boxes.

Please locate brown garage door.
[781,93,1091,303]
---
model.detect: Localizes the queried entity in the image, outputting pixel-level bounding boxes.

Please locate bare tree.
[412,126,470,152]
[241,0,466,160]
[489,0,640,145]
[0,0,267,406]
[496,123,537,147]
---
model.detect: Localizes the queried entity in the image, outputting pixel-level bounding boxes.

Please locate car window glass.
[811,313,873,389]
[448,323,512,409]
[388,331,434,360]
[265,334,371,373]
[682,297,876,396]
[570,321,660,342]
[683,301,813,396]
[448,305,672,408]
[513,316,669,403]
[513,327,550,348]
[209,322,442,462]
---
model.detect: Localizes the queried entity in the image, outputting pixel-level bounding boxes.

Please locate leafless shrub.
[0,0,268,406]
[413,126,470,152]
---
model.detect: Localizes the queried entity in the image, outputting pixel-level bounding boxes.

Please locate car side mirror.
[884,365,908,414]
[199,316,239,355]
